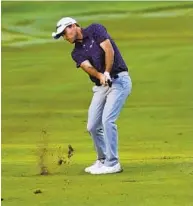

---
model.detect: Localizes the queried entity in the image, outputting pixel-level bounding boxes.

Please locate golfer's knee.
[102,117,112,128]
[102,116,117,129]
[87,123,95,133]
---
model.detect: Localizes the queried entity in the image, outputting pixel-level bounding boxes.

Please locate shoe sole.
[85,166,104,174]
[85,169,92,173]
[90,168,123,175]
[117,168,123,173]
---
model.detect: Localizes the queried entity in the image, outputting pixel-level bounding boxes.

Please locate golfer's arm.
[80,60,101,79]
[100,39,114,73]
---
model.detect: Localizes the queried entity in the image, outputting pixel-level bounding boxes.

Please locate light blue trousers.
[87,72,132,166]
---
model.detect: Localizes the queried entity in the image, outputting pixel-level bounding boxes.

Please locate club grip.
[107,79,112,87]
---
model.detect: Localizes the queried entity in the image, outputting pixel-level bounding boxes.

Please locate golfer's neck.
[76,27,83,42]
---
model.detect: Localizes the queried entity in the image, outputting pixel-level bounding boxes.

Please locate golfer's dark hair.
[68,23,80,29]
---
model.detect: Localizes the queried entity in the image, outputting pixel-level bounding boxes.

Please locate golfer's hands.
[98,73,107,86]
[104,72,112,87]
[98,72,112,87]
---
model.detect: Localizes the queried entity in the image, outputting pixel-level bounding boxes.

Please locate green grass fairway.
[1,2,193,206]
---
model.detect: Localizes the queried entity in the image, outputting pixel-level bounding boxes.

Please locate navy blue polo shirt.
[71,23,128,85]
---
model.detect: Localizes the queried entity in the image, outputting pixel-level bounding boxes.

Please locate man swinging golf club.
[52,17,132,175]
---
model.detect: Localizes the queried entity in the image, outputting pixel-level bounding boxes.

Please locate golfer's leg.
[87,86,108,160]
[102,75,132,166]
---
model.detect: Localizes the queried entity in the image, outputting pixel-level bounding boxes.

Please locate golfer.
[52,17,132,174]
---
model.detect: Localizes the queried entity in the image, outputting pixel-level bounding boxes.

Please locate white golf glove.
[104,72,112,87]
[99,74,106,86]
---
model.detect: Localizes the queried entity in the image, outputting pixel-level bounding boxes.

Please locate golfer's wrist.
[104,71,111,80]
[104,71,110,76]
[96,72,103,80]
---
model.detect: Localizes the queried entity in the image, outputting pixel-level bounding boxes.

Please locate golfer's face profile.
[62,25,77,44]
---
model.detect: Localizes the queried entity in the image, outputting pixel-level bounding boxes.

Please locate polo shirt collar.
[82,28,89,39]
[75,28,89,47]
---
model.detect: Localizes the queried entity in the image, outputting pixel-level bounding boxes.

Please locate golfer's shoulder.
[85,23,107,34]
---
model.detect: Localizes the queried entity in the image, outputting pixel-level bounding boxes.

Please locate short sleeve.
[71,51,87,68]
[92,24,110,44]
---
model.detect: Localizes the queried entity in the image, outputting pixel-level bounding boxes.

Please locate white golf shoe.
[84,160,104,173]
[90,163,123,175]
